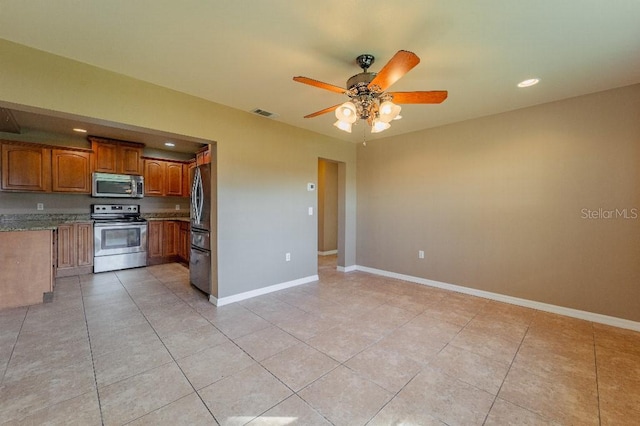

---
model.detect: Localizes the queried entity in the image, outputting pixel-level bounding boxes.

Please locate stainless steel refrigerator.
[190,163,212,294]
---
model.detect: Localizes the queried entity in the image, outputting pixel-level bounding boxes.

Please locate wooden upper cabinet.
[51,149,91,193]
[165,162,183,196]
[196,146,211,166]
[143,157,187,197]
[90,137,143,175]
[144,159,165,196]
[183,161,195,196]
[119,144,143,175]
[1,143,52,192]
[92,141,118,173]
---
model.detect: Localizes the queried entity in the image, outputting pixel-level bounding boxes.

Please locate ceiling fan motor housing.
[346,72,377,93]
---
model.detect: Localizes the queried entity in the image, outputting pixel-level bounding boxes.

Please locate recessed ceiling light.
[164,142,175,147]
[517,78,540,88]
[73,128,87,133]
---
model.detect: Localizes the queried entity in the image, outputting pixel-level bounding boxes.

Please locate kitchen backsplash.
[0,191,190,215]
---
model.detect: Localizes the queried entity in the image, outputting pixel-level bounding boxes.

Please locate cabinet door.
[182,162,193,197]
[51,149,92,193]
[92,141,118,173]
[163,221,180,257]
[178,222,190,261]
[57,224,75,269]
[147,221,163,259]
[1,143,51,192]
[76,223,94,267]
[164,162,183,196]
[144,159,165,196]
[119,144,143,175]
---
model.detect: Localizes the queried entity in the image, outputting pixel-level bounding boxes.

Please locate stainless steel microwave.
[92,172,144,198]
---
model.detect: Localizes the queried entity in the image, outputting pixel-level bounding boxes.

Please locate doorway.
[317,158,345,271]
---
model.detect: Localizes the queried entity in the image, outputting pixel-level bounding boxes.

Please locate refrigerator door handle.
[191,167,203,224]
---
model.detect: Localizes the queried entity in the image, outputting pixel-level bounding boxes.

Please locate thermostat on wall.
[307,183,316,191]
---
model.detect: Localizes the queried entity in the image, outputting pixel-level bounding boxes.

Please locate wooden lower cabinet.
[178,222,190,262]
[147,220,189,265]
[163,221,180,257]
[147,221,164,261]
[56,222,94,277]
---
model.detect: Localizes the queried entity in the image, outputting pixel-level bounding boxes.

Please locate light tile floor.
[1,255,639,425]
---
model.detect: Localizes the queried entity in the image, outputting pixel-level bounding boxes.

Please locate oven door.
[94,222,148,257]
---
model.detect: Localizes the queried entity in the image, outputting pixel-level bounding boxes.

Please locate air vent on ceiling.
[0,108,21,134]
[250,108,279,119]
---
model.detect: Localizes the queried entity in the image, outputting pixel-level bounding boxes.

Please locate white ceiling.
[1,0,639,145]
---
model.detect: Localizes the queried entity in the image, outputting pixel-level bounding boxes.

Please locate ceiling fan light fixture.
[333,120,352,133]
[378,100,401,123]
[371,119,390,133]
[335,102,357,123]
[294,50,448,136]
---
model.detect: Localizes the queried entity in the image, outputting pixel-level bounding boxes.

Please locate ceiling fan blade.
[390,91,448,104]
[368,50,420,92]
[304,104,341,118]
[293,76,346,94]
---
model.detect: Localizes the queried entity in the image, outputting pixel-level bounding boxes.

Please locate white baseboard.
[209,275,319,307]
[318,250,338,256]
[356,265,640,332]
[337,265,357,273]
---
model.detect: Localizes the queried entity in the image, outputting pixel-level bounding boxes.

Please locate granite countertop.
[0,214,92,232]
[0,213,191,231]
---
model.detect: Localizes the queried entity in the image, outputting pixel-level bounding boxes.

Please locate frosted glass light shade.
[371,119,390,133]
[333,120,352,133]
[335,102,357,123]
[378,101,401,123]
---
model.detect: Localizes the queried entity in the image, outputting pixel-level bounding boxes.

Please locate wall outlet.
[285,253,291,262]
[175,204,180,210]
[37,203,44,211]
[308,207,313,216]
[418,250,425,259]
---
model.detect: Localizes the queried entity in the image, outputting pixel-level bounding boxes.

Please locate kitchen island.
[0,229,55,310]
[0,214,91,310]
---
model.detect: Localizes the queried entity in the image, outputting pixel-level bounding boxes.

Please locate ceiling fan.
[293,50,448,134]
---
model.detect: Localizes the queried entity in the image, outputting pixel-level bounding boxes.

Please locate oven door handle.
[93,223,147,230]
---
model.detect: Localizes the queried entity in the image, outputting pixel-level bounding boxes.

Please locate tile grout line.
[0,306,28,385]
[479,317,531,426]
[592,322,602,426]
[116,267,222,425]
[79,275,107,426]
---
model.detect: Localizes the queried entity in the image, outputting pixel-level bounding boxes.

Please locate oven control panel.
[92,204,140,214]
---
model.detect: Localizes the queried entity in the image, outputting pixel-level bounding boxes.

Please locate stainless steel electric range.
[91,204,148,273]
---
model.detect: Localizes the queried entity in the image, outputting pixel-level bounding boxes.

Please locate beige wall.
[0,39,357,299]
[317,159,338,253]
[357,84,640,322]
